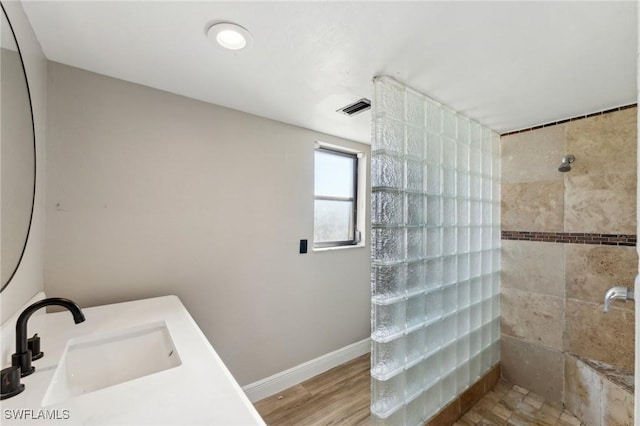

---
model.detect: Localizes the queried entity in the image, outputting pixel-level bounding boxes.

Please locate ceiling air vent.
[337,98,371,116]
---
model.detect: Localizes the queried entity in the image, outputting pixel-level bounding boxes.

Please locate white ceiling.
[22,1,638,144]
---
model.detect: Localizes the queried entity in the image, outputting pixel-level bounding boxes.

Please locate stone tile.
[565,299,635,371]
[602,377,634,426]
[565,244,637,308]
[500,335,564,402]
[565,107,637,176]
[564,172,636,234]
[501,288,563,350]
[502,180,564,232]
[502,240,564,297]
[501,124,566,183]
[564,354,601,426]
[559,410,582,426]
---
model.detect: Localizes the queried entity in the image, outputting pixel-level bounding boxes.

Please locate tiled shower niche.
[371,76,501,425]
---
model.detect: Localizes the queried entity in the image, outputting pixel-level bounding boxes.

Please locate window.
[314,146,361,248]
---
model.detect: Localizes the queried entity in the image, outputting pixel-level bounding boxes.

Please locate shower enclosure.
[370,76,501,425]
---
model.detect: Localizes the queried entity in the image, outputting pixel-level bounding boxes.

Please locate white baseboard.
[242,338,370,403]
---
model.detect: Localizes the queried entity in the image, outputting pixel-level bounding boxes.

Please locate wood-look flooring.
[254,354,371,426]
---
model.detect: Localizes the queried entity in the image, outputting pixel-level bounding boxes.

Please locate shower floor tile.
[455,379,584,426]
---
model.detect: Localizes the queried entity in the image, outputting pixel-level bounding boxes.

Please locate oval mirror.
[1,5,36,292]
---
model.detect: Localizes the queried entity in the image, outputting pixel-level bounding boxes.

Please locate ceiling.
[22,1,638,144]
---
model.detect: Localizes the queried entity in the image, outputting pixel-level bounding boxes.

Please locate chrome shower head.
[558,155,575,172]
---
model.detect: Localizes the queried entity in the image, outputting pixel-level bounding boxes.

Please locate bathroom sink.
[42,321,181,406]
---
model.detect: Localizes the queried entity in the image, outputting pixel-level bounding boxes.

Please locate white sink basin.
[42,321,181,406]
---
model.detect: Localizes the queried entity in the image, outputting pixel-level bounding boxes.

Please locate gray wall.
[0,1,47,324]
[45,62,371,385]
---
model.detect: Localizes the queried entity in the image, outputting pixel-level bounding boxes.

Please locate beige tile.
[564,354,601,426]
[502,180,564,232]
[501,288,563,350]
[502,240,564,297]
[565,299,635,372]
[500,335,564,402]
[564,172,637,234]
[501,124,566,183]
[602,378,634,426]
[565,244,637,308]
[565,107,637,176]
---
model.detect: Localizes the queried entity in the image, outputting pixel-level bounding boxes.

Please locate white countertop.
[0,295,266,425]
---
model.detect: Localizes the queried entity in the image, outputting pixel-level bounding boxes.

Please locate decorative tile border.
[501,231,636,246]
[501,103,637,136]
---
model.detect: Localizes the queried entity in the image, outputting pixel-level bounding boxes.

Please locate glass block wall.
[371,76,501,425]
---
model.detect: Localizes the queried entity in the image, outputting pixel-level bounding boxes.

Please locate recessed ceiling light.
[206,22,253,51]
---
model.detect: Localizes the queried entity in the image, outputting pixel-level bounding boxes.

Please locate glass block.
[372,189,404,226]
[457,226,470,254]
[425,258,442,291]
[481,322,491,348]
[470,121,482,143]
[492,294,501,320]
[425,321,443,355]
[492,226,501,248]
[470,328,481,356]
[442,227,456,255]
[482,127,492,152]
[470,173,482,197]
[441,342,457,374]
[443,168,456,197]
[491,316,500,341]
[406,392,426,426]
[491,202,500,225]
[406,295,426,329]
[407,261,426,294]
[442,284,458,315]
[482,178,492,201]
[442,141,456,170]
[470,201,482,225]
[426,133,441,164]
[407,228,425,261]
[456,362,470,394]
[373,300,406,340]
[407,126,425,159]
[458,278,470,308]
[376,117,406,154]
[376,77,405,121]
[426,100,442,134]
[372,339,405,379]
[406,362,427,399]
[442,370,456,403]
[482,151,492,176]
[470,227,482,253]
[373,228,405,263]
[426,227,441,257]
[457,253,470,281]
[481,347,491,371]
[373,153,404,189]
[406,329,426,364]
[457,116,470,144]
[407,193,424,226]
[407,90,425,129]
[492,271,500,296]
[470,253,481,278]
[424,382,443,420]
[426,196,441,226]
[425,290,443,322]
[481,299,492,324]
[482,275,493,301]
[426,165,441,194]
[469,148,482,174]
[491,340,500,365]
[443,256,457,285]
[407,160,424,192]
[442,314,456,345]
[470,278,482,304]
[482,202,491,226]
[456,143,469,171]
[372,263,406,300]
[442,109,457,140]
[372,374,406,419]
[442,198,456,226]
[425,321,442,354]
[481,249,492,275]
[470,354,481,382]
[457,199,470,226]
[457,307,470,336]
[372,407,405,426]
[457,172,469,198]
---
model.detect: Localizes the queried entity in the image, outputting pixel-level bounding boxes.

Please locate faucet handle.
[28,334,43,361]
[1,366,25,399]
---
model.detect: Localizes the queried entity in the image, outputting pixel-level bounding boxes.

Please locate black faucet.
[12,297,85,377]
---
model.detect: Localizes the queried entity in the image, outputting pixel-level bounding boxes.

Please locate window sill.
[312,243,366,253]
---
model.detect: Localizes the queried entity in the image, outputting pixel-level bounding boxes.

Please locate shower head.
[558,155,575,172]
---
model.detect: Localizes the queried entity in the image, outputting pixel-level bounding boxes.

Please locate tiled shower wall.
[500,106,637,402]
